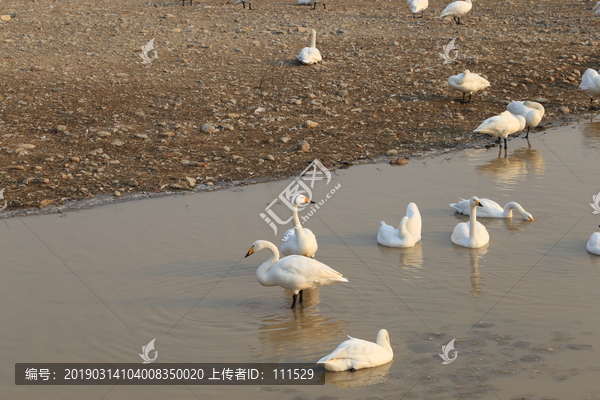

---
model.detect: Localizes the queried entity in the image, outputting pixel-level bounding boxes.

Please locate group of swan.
[377,197,534,250]
[474,101,545,147]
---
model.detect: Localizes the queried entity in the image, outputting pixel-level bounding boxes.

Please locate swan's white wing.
[272,255,347,291]
[587,232,600,255]
[298,47,322,65]
[377,222,397,246]
[474,221,490,244]
[450,199,470,214]
[451,222,470,245]
[506,101,528,116]
[318,338,388,366]
[477,198,504,217]
[405,203,422,242]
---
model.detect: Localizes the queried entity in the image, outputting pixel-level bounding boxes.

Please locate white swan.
[474,111,526,148]
[407,0,428,18]
[506,101,545,139]
[447,70,490,103]
[450,198,534,221]
[440,0,472,25]
[298,0,326,9]
[317,329,393,372]
[377,202,422,248]
[281,194,318,258]
[580,69,600,110]
[451,196,490,249]
[235,0,252,9]
[297,29,322,65]
[587,227,600,255]
[245,240,348,308]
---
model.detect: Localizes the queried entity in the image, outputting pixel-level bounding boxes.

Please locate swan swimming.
[377,202,422,248]
[580,69,600,110]
[587,226,600,255]
[281,194,318,258]
[474,111,526,148]
[447,70,490,103]
[440,0,472,25]
[245,240,348,308]
[450,198,534,221]
[317,329,393,371]
[451,196,490,249]
[407,0,428,18]
[298,29,322,65]
[506,101,545,139]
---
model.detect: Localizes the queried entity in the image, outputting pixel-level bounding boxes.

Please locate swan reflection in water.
[580,119,600,150]
[476,141,545,188]
[377,244,423,280]
[256,289,346,362]
[453,245,489,297]
[324,359,393,388]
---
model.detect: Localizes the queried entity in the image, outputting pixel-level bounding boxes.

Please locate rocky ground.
[0,0,598,213]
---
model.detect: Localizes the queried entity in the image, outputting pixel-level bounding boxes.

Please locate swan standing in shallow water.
[474,111,526,148]
[440,0,472,25]
[587,226,600,255]
[281,194,318,258]
[580,69,600,110]
[447,70,490,103]
[317,329,393,371]
[297,29,322,65]
[451,196,489,249]
[506,101,545,139]
[407,0,428,18]
[377,202,422,248]
[450,198,534,220]
[245,240,348,308]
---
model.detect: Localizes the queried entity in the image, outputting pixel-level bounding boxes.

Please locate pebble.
[559,106,570,114]
[159,131,175,138]
[17,144,36,149]
[201,123,216,133]
[114,190,121,197]
[135,134,149,139]
[96,131,111,137]
[255,107,266,113]
[88,148,103,156]
[39,199,53,207]
[337,90,348,97]
[280,137,291,143]
[535,97,548,103]
[111,140,124,147]
[0,15,11,22]
[223,146,231,152]
[390,157,409,166]
[297,141,310,152]
[231,155,243,161]
[386,149,398,156]
[185,177,196,187]
[304,120,319,128]
[56,125,67,132]
[127,178,138,187]
[266,154,275,161]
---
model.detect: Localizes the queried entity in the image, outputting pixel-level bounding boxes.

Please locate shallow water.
[2,120,600,400]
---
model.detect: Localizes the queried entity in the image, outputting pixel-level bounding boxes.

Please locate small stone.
[172,28,181,33]
[114,190,121,197]
[304,120,319,128]
[0,15,11,22]
[126,178,138,187]
[266,154,275,161]
[207,182,215,186]
[181,159,191,166]
[337,90,348,97]
[39,199,53,207]
[34,178,50,184]
[88,148,103,156]
[231,155,243,161]
[223,146,231,152]
[535,97,548,103]
[386,149,398,157]
[17,144,36,149]
[186,177,197,187]
[559,106,570,114]
[115,73,129,78]
[111,140,124,147]
[254,107,266,113]
[390,157,409,166]
[96,130,111,137]
[297,141,310,152]
[135,134,149,139]
[201,123,216,133]
[70,157,80,162]
[280,137,291,143]
[9,165,26,171]
[159,131,175,138]
[165,13,176,18]
[56,125,67,132]
[222,124,235,131]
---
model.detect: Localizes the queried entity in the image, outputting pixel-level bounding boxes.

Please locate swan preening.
[298,29,322,65]
[407,0,428,18]
[317,329,393,371]
[245,240,348,308]
[580,69,600,110]
[440,0,472,25]
[281,194,318,258]
[298,0,326,10]
[506,101,545,139]
[377,202,422,248]
[236,0,252,9]
[474,110,526,148]
[451,196,490,249]
[447,70,490,103]
[450,198,534,221]
[587,226,600,255]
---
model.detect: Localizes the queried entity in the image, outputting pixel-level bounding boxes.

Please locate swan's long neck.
[292,204,308,240]
[376,330,393,353]
[503,202,526,218]
[469,202,479,243]
[310,29,317,48]
[255,242,280,286]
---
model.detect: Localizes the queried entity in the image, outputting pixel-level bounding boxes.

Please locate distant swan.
[447,70,490,103]
[580,69,600,110]
[506,101,545,139]
[298,0,326,9]
[235,0,252,9]
[587,227,600,255]
[474,110,526,148]
[245,240,348,308]
[317,329,393,371]
[407,0,428,18]
[298,29,322,65]
[281,194,318,258]
[440,0,472,25]
[451,196,489,248]
[450,198,534,221]
[377,202,422,248]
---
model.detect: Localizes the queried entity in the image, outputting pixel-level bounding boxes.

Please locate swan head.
[469,196,483,207]
[522,212,534,221]
[245,240,270,257]
[292,194,315,206]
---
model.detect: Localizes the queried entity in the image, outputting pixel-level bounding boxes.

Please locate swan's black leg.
[299,290,304,303]
[590,98,595,111]
[291,294,297,308]
[350,368,356,372]
[249,2,252,9]
[496,137,501,145]
[523,126,530,139]
[323,2,326,9]
[503,137,508,148]
[468,93,472,103]
[462,92,465,103]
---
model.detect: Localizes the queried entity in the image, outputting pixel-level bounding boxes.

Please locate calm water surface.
[1,121,600,399]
